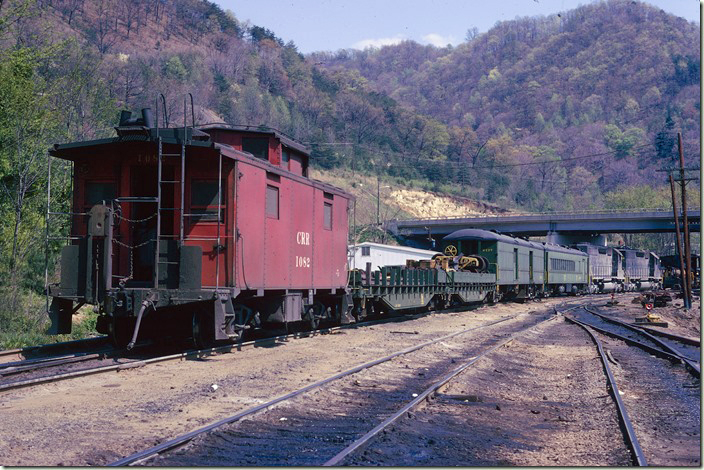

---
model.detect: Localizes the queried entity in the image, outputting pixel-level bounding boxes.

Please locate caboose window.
[266,185,279,219]
[243,137,269,160]
[85,181,117,206]
[323,202,332,230]
[190,180,223,222]
[191,181,221,206]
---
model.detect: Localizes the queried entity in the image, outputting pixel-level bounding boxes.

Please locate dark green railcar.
[442,229,545,300]
[348,265,494,320]
[543,243,589,295]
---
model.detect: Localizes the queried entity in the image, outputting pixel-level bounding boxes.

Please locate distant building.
[348,242,440,271]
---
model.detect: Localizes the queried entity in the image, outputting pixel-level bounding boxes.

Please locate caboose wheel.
[108,317,134,349]
[192,310,214,349]
[305,307,320,330]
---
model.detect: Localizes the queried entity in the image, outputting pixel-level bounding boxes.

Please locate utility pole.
[669,173,689,306]
[677,133,693,309]
[376,172,380,226]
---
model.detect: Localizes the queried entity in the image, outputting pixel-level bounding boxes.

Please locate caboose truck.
[47,106,354,348]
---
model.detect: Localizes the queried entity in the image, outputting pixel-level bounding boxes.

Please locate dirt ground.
[345,293,701,466]
[344,318,633,466]
[596,291,700,338]
[0,299,555,466]
[0,293,698,466]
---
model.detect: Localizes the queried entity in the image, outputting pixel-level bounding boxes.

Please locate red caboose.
[47,109,354,347]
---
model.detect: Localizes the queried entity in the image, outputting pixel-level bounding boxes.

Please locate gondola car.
[573,243,625,293]
[47,109,354,347]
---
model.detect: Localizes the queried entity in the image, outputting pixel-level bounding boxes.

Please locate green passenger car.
[543,244,589,295]
[443,229,589,299]
[442,229,546,300]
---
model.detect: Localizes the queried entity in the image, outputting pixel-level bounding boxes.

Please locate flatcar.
[441,229,588,300]
[573,243,625,293]
[47,108,354,347]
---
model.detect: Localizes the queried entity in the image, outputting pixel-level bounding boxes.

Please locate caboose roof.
[49,130,217,159]
[49,131,353,201]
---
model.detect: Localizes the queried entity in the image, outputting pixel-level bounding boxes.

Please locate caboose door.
[184,156,232,288]
[128,165,175,285]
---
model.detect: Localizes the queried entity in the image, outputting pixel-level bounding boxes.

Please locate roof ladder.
[153,95,192,289]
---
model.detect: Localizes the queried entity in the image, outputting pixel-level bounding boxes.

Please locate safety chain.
[113,212,157,224]
[113,237,155,286]
[113,238,154,250]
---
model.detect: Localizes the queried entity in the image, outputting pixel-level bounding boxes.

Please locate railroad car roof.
[49,130,218,158]
[348,242,441,256]
[443,229,544,250]
[542,243,588,257]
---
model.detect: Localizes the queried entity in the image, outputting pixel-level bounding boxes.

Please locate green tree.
[603,125,645,160]
[0,48,61,293]
[654,113,676,161]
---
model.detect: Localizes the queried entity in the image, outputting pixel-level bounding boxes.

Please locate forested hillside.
[0,0,699,345]
[312,1,700,208]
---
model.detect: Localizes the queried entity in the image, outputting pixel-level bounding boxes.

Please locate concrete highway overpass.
[385,209,701,248]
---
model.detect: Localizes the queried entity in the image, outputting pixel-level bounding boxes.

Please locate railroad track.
[0,305,491,394]
[564,306,700,467]
[0,335,109,362]
[578,305,700,378]
[108,304,564,466]
[564,315,647,466]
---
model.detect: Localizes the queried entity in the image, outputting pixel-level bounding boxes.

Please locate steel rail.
[0,352,107,376]
[584,306,700,377]
[0,336,109,359]
[0,302,509,393]
[567,312,683,363]
[631,324,700,347]
[564,315,647,467]
[322,312,565,466]
[108,313,526,466]
[0,309,488,393]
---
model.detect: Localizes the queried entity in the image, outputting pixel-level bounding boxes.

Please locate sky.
[214,0,700,54]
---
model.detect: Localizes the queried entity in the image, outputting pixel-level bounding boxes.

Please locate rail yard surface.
[0,294,699,466]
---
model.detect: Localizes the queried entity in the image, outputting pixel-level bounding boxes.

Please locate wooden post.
[669,173,689,306]
[678,133,693,309]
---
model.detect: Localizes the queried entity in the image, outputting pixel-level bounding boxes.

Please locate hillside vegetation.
[0,0,699,345]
